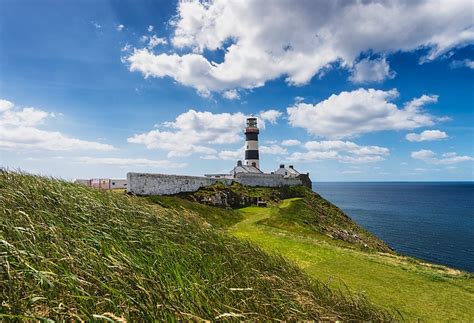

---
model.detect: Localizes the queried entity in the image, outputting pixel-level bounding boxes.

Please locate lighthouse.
[244,117,260,169]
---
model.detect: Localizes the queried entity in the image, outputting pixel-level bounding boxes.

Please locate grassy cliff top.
[0,171,392,321]
[180,182,392,252]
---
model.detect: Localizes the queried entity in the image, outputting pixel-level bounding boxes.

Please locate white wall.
[127,172,304,196]
[110,179,127,189]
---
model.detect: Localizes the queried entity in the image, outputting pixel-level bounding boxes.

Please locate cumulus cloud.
[78,157,186,168]
[128,109,247,157]
[260,144,287,155]
[127,107,284,158]
[349,57,395,83]
[281,139,301,146]
[0,99,14,112]
[147,25,154,32]
[411,149,473,164]
[125,0,473,94]
[217,147,245,160]
[116,24,124,31]
[411,149,436,160]
[259,109,282,124]
[0,99,114,151]
[127,108,283,159]
[287,88,440,138]
[148,35,167,49]
[222,89,240,100]
[450,59,474,69]
[0,100,114,151]
[289,140,389,164]
[406,130,448,142]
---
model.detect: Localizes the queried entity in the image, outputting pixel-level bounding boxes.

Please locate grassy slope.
[186,183,391,252]
[230,200,474,321]
[146,195,243,228]
[260,189,392,252]
[0,172,391,321]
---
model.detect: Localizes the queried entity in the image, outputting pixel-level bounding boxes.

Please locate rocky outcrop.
[179,183,307,208]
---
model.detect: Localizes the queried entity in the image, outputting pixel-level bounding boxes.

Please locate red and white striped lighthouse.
[244,117,260,169]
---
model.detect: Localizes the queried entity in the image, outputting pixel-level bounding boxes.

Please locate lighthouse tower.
[244,117,260,169]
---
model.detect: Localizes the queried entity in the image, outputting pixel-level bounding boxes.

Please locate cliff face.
[179,183,391,253]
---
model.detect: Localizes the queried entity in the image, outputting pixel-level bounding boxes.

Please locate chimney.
[237,160,242,166]
[289,165,294,169]
[280,164,284,168]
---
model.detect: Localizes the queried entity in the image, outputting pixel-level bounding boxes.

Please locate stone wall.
[234,173,302,187]
[127,173,233,195]
[127,172,307,196]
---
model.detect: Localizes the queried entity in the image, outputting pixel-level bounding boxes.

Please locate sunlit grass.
[231,201,474,321]
[0,171,393,320]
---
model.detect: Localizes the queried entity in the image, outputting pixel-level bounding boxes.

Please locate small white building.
[73,178,127,189]
[274,164,301,178]
[205,160,262,179]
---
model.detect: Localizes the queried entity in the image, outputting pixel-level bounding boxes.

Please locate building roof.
[275,164,301,177]
[231,164,263,174]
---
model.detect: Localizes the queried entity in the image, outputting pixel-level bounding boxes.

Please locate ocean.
[313,182,474,272]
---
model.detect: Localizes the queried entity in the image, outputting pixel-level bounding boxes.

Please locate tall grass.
[1,171,394,320]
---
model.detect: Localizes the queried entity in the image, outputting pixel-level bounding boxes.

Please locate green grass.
[260,191,392,252]
[231,201,474,321]
[0,171,393,321]
[146,195,243,228]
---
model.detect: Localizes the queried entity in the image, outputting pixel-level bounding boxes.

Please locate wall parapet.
[127,172,307,196]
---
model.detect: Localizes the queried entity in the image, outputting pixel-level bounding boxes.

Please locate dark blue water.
[313,182,474,272]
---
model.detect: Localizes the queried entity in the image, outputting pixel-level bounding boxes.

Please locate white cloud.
[128,109,285,160]
[260,144,287,155]
[411,149,436,160]
[148,35,167,49]
[281,139,301,146]
[147,25,154,32]
[0,99,114,151]
[116,24,124,31]
[128,109,247,157]
[92,21,101,29]
[406,130,448,142]
[215,143,287,161]
[126,1,473,94]
[411,149,473,164]
[1,107,49,127]
[259,109,282,124]
[349,57,395,83]
[121,44,131,52]
[0,99,14,112]
[340,170,363,174]
[222,89,240,100]
[289,140,389,164]
[450,59,474,69]
[78,157,185,168]
[287,88,439,138]
[217,147,245,160]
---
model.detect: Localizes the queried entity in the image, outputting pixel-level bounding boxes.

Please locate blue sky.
[1,0,473,181]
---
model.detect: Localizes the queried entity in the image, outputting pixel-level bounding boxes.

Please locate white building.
[274,164,301,178]
[73,178,127,189]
